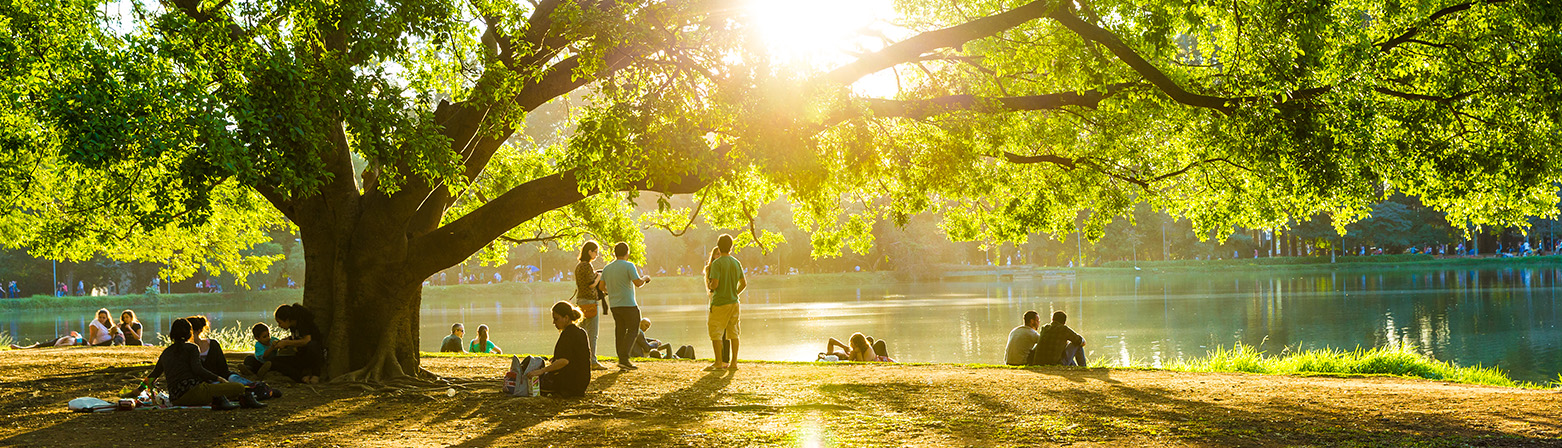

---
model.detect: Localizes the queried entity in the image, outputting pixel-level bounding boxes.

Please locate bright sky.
[744,0,906,97]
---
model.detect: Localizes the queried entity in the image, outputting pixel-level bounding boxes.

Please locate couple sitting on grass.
[439,323,504,354]
[1005,310,1088,367]
[9,308,149,348]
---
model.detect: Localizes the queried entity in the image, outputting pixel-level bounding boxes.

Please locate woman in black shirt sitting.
[143,318,264,410]
[527,301,592,397]
[270,303,325,384]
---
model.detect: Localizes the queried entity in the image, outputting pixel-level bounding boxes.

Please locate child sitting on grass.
[243,323,281,376]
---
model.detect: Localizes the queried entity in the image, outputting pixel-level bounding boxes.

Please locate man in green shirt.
[705,234,746,370]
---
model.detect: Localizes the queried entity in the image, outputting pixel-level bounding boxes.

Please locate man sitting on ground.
[1004,311,1041,366]
[630,318,673,359]
[1027,311,1087,367]
[441,323,465,353]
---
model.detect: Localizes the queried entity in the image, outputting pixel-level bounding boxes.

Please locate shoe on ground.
[239,393,267,409]
[211,396,239,411]
[618,362,638,370]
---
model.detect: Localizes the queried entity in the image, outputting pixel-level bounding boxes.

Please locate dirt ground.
[1,348,1559,447]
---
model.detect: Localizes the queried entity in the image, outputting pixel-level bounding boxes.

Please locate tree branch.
[824,0,1053,85]
[404,166,716,277]
[1373,87,1476,103]
[1376,0,1507,53]
[1047,8,1235,113]
[861,83,1133,120]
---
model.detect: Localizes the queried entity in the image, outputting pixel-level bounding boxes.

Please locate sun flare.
[745,0,903,96]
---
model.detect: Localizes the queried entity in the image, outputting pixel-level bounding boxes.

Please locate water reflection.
[3,267,1559,382]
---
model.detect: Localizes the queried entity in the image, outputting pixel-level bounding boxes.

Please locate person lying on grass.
[9,331,82,349]
[824,333,895,363]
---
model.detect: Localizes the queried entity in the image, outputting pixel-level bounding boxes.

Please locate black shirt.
[148,343,222,398]
[1029,323,1084,365]
[118,322,143,346]
[551,324,591,397]
[201,339,233,377]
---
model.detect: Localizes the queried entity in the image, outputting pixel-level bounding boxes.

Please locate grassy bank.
[424,343,1558,390]
[0,272,901,312]
[1080,254,1562,275]
[0,289,305,312]
[1157,343,1556,389]
[5,349,1561,447]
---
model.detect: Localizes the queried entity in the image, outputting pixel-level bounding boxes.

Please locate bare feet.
[303,375,320,384]
[591,362,608,371]
[703,363,727,371]
[726,362,739,370]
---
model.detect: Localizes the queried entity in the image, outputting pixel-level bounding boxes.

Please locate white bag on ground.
[67,397,116,413]
[503,355,544,397]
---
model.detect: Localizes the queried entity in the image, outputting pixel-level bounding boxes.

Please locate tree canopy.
[3,0,1560,378]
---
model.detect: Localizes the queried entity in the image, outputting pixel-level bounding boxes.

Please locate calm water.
[5,267,1560,382]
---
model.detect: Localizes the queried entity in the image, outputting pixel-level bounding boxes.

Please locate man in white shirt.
[1004,311,1041,366]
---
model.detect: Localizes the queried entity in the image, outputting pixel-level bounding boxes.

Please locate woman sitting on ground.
[87,308,122,346]
[9,331,82,349]
[824,333,895,363]
[469,324,502,354]
[270,303,325,384]
[142,318,264,410]
[526,301,592,397]
[186,316,240,381]
[118,310,147,346]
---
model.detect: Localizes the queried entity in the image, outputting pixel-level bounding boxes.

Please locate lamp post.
[51,260,57,297]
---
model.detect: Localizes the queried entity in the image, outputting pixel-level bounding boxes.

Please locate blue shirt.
[602,259,641,308]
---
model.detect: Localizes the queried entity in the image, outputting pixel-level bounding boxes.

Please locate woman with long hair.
[185,315,239,381]
[143,318,264,410]
[87,308,121,346]
[469,324,502,354]
[526,301,592,397]
[825,333,894,363]
[270,303,325,384]
[118,310,146,346]
[573,240,608,370]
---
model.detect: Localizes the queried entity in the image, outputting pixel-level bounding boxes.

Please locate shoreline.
[1,348,1558,447]
[9,255,1561,311]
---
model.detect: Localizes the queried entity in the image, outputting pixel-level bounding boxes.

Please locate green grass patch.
[0,289,305,312]
[0,330,13,349]
[1166,343,1541,388]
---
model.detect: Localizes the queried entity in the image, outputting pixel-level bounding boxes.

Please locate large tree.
[3,0,1558,381]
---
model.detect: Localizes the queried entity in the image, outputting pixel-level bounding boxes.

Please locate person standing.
[602,242,650,370]
[574,241,609,370]
[705,234,746,371]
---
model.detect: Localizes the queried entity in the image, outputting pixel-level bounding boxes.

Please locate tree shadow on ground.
[824,376,1561,446]
[1017,366,1122,384]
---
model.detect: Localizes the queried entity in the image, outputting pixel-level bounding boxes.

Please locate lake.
[5,266,1559,382]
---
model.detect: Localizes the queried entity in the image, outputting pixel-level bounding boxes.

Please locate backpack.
[503,355,544,397]
[675,345,695,360]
